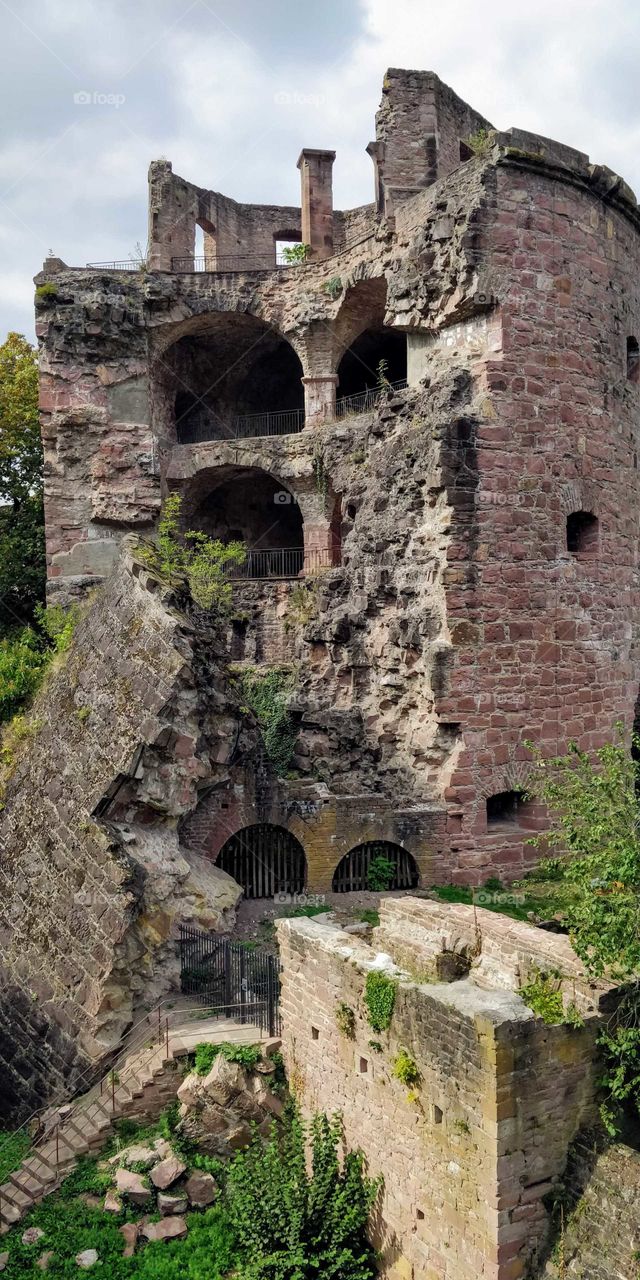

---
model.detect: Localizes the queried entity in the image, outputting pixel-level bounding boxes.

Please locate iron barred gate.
[179,925,281,1035]
[217,824,306,899]
[331,841,419,893]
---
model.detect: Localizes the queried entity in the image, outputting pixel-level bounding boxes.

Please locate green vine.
[312,447,328,499]
[239,665,298,776]
[364,971,397,1032]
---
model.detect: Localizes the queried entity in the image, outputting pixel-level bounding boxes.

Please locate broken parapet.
[277,898,616,1280]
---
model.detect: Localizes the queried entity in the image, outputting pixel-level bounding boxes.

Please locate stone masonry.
[277,897,616,1280]
[31,67,640,891]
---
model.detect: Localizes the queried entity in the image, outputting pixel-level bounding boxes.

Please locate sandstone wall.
[541,1135,640,1279]
[277,899,607,1280]
[0,550,253,1121]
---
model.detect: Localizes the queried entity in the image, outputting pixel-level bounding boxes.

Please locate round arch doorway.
[217,824,306,899]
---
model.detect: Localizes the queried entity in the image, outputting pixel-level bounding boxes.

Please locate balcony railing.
[335,378,408,419]
[86,260,142,271]
[228,547,335,581]
[172,253,294,273]
[179,406,305,445]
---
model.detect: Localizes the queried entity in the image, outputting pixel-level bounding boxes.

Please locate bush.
[281,243,310,263]
[366,855,395,891]
[0,627,46,722]
[364,971,396,1032]
[518,971,565,1025]
[225,1107,380,1280]
[193,1041,262,1075]
[392,1050,421,1090]
[140,493,246,612]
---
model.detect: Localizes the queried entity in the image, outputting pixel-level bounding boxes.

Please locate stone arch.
[217,824,306,898]
[332,276,407,400]
[331,840,419,892]
[176,463,305,578]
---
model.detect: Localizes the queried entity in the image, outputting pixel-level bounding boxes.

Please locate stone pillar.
[302,375,338,426]
[297,149,336,260]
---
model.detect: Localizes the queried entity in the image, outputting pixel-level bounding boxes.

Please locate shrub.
[366,855,395,891]
[225,1107,380,1280]
[0,628,46,722]
[336,1002,356,1039]
[35,282,58,303]
[518,970,565,1024]
[194,1041,262,1075]
[392,1050,421,1090]
[140,493,246,611]
[364,971,396,1032]
[281,243,310,263]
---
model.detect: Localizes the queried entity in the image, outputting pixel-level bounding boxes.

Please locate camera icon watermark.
[274,491,294,505]
[73,91,126,108]
[274,91,325,108]
[273,891,326,907]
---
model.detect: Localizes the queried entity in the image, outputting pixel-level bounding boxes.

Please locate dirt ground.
[232,888,422,951]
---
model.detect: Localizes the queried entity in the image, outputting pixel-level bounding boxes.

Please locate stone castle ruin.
[1,65,640,1276]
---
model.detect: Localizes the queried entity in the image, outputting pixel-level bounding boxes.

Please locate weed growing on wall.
[139,493,246,611]
[364,971,397,1032]
[239,666,298,776]
[336,1002,356,1039]
[518,971,566,1025]
[392,1049,421,1090]
[193,1042,262,1076]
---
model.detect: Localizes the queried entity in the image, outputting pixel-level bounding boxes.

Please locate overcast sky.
[1,0,639,341]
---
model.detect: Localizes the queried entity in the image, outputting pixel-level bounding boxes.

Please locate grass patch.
[0,1128,30,1184]
[193,1042,262,1076]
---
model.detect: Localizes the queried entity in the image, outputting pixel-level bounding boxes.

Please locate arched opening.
[217,824,306,898]
[627,336,639,383]
[182,464,304,579]
[336,327,407,405]
[274,228,303,266]
[331,841,419,893]
[163,314,304,444]
[566,510,599,555]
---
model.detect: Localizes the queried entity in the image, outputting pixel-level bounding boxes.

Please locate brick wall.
[278,899,611,1280]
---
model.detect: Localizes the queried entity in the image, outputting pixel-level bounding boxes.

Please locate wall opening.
[566,510,599,555]
[336,328,407,401]
[181,465,304,580]
[216,824,306,899]
[331,840,419,893]
[627,336,639,383]
[162,314,304,444]
[486,790,525,825]
[274,229,303,266]
[459,141,474,162]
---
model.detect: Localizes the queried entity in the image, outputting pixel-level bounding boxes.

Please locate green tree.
[525,729,640,1133]
[0,332,45,632]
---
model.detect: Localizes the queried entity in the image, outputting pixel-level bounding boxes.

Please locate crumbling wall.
[0,549,256,1122]
[277,900,610,1280]
[541,1135,640,1279]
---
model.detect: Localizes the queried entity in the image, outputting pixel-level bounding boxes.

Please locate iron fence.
[331,840,419,893]
[178,406,305,444]
[334,378,408,420]
[171,254,294,273]
[85,260,143,271]
[179,926,281,1036]
[228,547,336,580]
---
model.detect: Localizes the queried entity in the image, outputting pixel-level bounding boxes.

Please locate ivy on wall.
[239,666,298,777]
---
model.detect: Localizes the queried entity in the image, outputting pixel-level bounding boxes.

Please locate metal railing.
[178,406,305,445]
[335,377,408,420]
[0,996,276,1228]
[85,260,143,271]
[172,253,295,273]
[228,547,336,581]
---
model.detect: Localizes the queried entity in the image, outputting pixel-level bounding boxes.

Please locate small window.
[416,1209,425,1221]
[359,1057,368,1074]
[627,336,639,383]
[459,141,474,162]
[432,1105,443,1125]
[486,790,524,824]
[311,1026,320,1041]
[566,511,599,555]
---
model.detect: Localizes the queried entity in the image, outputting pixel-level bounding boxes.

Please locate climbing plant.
[239,666,298,776]
[364,971,397,1032]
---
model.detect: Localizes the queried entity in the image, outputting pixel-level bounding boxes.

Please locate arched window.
[331,841,419,893]
[486,790,524,824]
[566,511,599,555]
[217,824,306,898]
[627,336,639,384]
[182,465,305,580]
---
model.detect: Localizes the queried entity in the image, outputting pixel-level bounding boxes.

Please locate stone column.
[302,375,338,427]
[297,149,336,261]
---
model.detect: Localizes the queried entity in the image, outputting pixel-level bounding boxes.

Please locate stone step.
[0,1182,32,1211]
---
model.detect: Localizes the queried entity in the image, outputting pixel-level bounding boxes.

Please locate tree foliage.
[0,332,45,632]
[140,493,246,611]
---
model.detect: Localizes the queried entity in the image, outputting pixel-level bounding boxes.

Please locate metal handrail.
[227,547,336,581]
[85,260,143,271]
[334,377,408,420]
[178,405,305,445]
[0,998,273,1225]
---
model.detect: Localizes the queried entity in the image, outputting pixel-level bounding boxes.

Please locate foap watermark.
[478,490,525,507]
[274,91,325,108]
[472,889,525,907]
[73,90,126,108]
[273,892,326,907]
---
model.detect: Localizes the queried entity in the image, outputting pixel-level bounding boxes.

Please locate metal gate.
[331,840,419,893]
[179,925,281,1036]
[217,824,306,899]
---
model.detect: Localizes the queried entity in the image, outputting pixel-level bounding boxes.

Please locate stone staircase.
[0,1006,271,1233]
